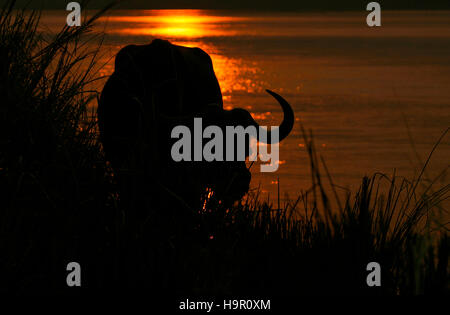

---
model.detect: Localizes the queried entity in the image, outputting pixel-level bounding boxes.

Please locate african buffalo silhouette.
[98,39,294,211]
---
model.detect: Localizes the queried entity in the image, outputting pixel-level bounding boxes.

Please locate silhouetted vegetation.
[0,1,448,296]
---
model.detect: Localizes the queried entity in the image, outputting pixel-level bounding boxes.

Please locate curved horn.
[248,89,294,144]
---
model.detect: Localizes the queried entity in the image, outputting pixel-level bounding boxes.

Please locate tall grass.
[215,124,449,295]
[0,0,448,295]
[0,0,118,292]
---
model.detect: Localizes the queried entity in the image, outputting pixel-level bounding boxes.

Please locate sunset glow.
[105,10,239,38]
[100,10,264,101]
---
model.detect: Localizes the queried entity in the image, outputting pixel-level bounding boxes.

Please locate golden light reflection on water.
[101,10,266,106]
[105,10,238,38]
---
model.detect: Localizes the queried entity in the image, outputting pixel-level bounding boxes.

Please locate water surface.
[41,10,450,201]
